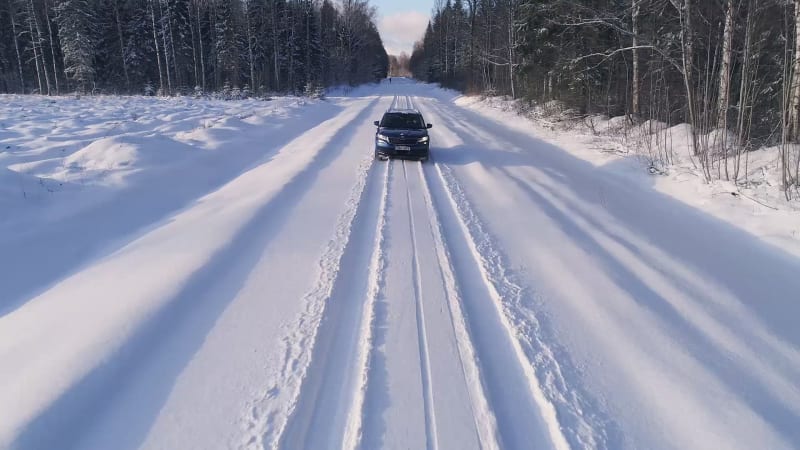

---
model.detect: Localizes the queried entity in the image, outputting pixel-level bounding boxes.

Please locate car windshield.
[381,113,425,129]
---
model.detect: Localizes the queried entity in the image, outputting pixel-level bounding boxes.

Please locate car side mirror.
[427,123,433,129]
[374,121,380,127]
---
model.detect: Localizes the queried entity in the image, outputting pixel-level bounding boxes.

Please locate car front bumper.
[375,142,429,159]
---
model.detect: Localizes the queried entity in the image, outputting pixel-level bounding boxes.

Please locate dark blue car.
[374,109,432,162]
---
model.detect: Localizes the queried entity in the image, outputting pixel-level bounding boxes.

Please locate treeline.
[410,0,800,194]
[388,52,411,77]
[0,0,388,96]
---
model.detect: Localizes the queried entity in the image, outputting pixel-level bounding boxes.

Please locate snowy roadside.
[0,93,346,313]
[0,94,327,234]
[0,93,377,449]
[455,95,800,257]
[2,80,799,450]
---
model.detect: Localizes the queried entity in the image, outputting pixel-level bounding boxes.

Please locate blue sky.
[372,0,432,56]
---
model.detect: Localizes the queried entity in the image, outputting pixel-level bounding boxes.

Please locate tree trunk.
[26,1,45,94]
[287,8,295,91]
[30,0,52,95]
[718,0,734,131]
[112,0,130,90]
[157,0,172,94]
[150,0,165,94]
[10,6,26,92]
[734,0,754,181]
[245,0,255,88]
[715,0,736,179]
[305,4,311,85]
[44,0,60,94]
[791,0,800,140]
[677,0,698,155]
[196,3,206,90]
[211,1,219,89]
[444,9,449,76]
[631,0,640,116]
[190,6,199,88]
[467,0,477,90]
[507,0,516,99]
[789,0,800,191]
[167,1,180,89]
[272,4,281,90]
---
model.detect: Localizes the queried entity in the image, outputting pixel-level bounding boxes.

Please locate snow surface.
[457,95,800,258]
[1,80,799,450]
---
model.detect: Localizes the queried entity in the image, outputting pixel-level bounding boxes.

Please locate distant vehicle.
[374,109,432,162]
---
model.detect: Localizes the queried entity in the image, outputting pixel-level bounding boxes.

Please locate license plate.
[395,145,411,151]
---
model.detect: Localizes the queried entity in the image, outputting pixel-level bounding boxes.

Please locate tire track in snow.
[357,160,396,450]
[359,156,487,449]
[275,157,391,450]
[425,158,569,450]
[4,97,382,450]
[341,160,392,450]
[414,96,572,449]
[391,95,412,110]
[419,92,800,448]
[402,160,439,450]
[234,96,387,450]
[413,160,501,450]
[419,95,614,449]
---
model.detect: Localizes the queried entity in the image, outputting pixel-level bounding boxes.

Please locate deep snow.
[1,80,799,450]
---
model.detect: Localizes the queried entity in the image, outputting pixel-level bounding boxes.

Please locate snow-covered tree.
[55,0,94,92]
[0,0,387,95]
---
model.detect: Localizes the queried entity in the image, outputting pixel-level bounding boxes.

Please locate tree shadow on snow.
[424,100,800,445]
[10,99,379,450]
[0,101,343,318]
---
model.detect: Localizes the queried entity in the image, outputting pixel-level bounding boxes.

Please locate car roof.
[384,109,421,115]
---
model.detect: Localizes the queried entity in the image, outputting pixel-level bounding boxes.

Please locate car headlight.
[377,134,390,143]
[418,136,429,143]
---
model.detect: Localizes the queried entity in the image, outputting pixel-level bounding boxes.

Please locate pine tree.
[0,0,387,95]
[55,0,95,92]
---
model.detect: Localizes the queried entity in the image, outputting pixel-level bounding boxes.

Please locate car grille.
[389,137,419,145]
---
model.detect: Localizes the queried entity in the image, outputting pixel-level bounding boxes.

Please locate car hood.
[377,128,428,138]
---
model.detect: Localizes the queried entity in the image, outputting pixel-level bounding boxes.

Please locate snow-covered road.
[2,80,799,450]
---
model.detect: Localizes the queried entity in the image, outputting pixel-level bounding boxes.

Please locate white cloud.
[378,11,429,56]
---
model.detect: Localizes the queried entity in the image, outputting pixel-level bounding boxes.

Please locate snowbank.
[0,94,318,229]
[455,95,800,256]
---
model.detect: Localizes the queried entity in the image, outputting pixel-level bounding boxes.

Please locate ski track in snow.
[2,80,800,450]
